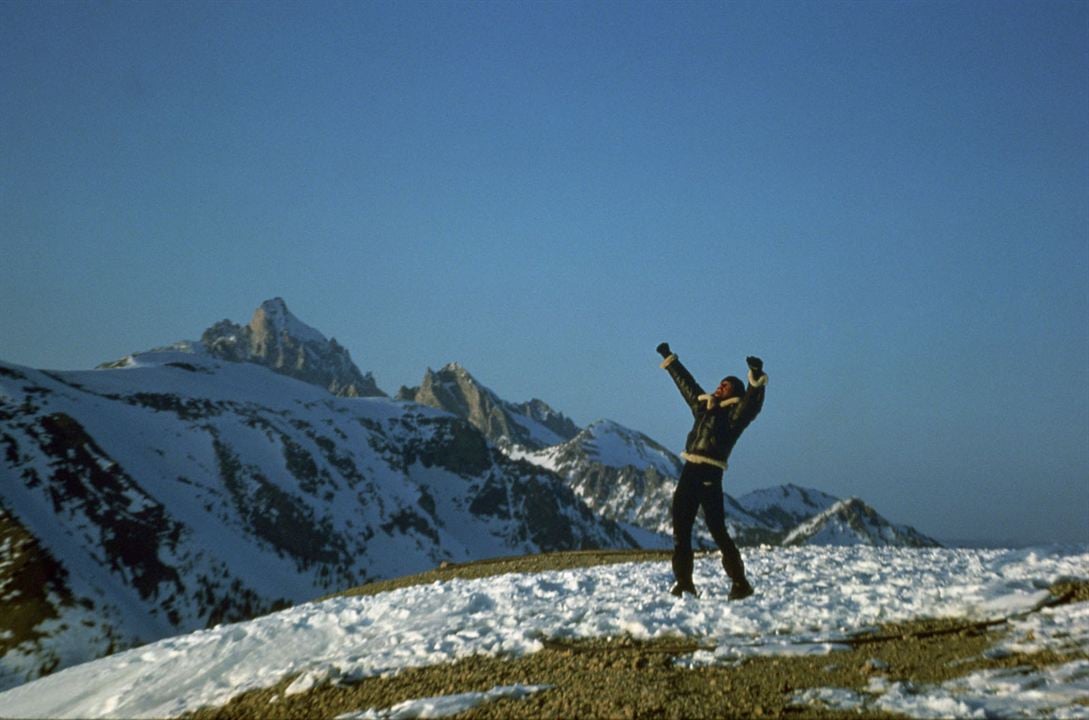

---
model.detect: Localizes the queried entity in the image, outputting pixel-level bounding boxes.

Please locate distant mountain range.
[398,360,939,551]
[0,298,937,690]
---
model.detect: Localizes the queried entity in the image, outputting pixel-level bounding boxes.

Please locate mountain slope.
[0,356,633,690]
[517,420,680,542]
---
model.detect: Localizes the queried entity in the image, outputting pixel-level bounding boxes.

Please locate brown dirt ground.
[185,550,1089,720]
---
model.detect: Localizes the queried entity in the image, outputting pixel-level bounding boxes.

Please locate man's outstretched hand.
[747,356,765,378]
[657,342,672,359]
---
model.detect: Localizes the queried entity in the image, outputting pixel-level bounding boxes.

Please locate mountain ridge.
[396,362,579,451]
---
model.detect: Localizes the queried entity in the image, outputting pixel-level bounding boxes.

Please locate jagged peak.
[424,364,502,403]
[432,362,481,385]
[250,298,327,345]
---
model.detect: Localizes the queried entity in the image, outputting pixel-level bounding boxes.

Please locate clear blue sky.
[2,0,1087,546]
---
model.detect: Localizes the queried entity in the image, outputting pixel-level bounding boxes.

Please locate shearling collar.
[696,394,741,411]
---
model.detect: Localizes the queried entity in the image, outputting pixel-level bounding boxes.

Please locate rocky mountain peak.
[197,299,385,398]
[248,297,328,350]
[98,299,385,398]
[398,364,579,450]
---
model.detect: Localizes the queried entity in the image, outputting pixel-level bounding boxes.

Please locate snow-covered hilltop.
[513,420,681,544]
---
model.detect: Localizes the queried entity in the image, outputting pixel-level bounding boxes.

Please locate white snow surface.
[1,545,1086,720]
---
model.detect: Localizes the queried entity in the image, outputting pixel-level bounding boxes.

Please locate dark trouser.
[671,461,746,587]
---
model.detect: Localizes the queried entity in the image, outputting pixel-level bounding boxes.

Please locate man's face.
[713,378,735,399]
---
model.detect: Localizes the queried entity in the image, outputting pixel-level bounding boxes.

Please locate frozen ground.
[0,545,1085,719]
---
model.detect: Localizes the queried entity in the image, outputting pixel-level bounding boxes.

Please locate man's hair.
[723,375,745,398]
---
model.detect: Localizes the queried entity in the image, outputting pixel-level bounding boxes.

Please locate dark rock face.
[32,413,184,602]
[0,502,119,689]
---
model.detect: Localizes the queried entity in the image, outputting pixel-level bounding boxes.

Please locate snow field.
[0,545,1085,719]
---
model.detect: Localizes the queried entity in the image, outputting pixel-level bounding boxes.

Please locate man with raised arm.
[656,343,767,600]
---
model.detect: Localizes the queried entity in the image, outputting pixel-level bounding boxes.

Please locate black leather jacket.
[660,353,766,468]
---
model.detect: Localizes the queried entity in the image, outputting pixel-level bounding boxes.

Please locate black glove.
[656,342,672,359]
[746,356,765,377]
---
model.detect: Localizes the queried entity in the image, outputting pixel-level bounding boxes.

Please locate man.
[656,342,767,600]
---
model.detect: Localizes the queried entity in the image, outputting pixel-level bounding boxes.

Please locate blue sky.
[2,0,1086,546]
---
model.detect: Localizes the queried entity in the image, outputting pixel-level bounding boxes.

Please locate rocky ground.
[185,550,1089,720]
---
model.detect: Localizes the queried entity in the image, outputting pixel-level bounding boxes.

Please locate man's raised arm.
[657,342,705,416]
[733,355,768,425]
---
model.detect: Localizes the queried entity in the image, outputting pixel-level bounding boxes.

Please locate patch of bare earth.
[184,552,1089,720]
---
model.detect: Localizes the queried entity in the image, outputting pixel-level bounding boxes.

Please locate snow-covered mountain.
[101,298,384,398]
[510,421,934,550]
[782,498,941,548]
[0,350,633,690]
[396,363,579,451]
[395,373,775,546]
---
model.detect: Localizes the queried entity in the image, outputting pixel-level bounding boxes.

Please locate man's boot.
[671,546,698,598]
[728,578,754,601]
[670,581,700,598]
[722,546,754,601]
